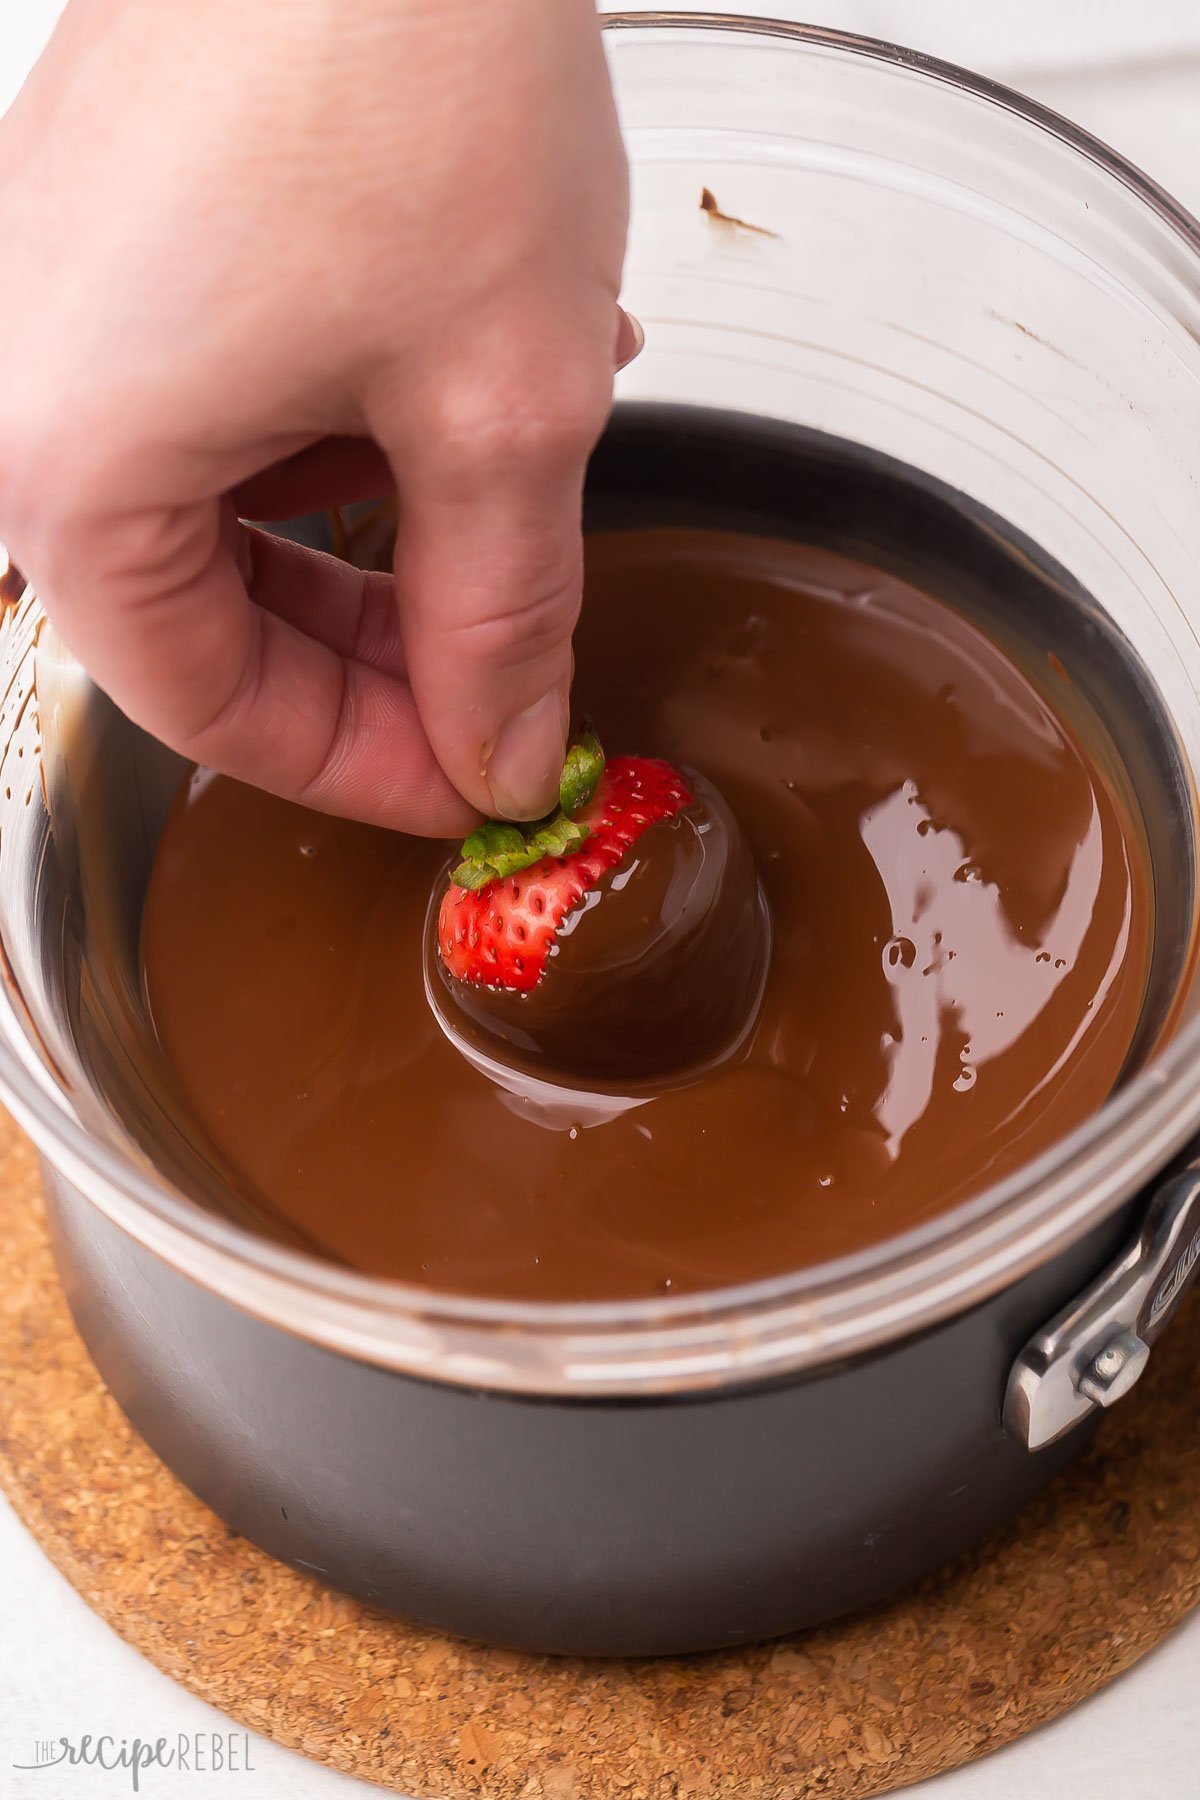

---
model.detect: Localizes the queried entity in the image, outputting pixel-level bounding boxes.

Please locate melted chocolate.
[140,524,1154,1301]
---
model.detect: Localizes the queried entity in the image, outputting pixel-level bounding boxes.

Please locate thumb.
[386,408,595,823]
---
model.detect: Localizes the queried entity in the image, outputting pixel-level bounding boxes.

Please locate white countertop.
[2,7,1200,1796]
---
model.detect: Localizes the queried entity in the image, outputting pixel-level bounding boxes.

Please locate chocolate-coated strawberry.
[438,727,693,994]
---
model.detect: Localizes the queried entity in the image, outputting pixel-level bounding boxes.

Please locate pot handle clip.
[1004,1162,1200,1451]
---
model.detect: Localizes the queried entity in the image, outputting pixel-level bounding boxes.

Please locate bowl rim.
[6,10,1200,1396]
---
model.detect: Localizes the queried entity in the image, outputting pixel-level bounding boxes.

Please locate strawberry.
[438,726,693,994]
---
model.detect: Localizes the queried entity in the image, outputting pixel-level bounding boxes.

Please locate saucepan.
[3,14,1200,1655]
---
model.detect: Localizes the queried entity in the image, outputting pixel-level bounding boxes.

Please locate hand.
[0,0,632,833]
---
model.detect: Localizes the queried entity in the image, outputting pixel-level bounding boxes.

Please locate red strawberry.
[438,729,693,994]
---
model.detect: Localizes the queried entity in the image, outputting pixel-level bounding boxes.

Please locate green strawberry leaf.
[450,724,605,891]
[558,720,604,817]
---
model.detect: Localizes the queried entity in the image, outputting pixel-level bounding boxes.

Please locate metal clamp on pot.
[1006,1158,1200,1451]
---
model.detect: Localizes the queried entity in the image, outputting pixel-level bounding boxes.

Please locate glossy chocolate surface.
[141,521,1153,1301]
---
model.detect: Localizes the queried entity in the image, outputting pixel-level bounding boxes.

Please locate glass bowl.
[1,14,1200,1396]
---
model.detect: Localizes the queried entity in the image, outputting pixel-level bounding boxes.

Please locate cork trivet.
[2,1106,1199,1799]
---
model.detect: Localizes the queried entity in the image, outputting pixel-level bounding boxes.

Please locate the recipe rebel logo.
[12,1732,256,1790]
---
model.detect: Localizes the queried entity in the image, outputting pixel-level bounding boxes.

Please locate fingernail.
[615,306,645,372]
[486,689,568,821]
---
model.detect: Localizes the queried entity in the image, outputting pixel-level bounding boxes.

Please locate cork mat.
[2,1107,1200,1800]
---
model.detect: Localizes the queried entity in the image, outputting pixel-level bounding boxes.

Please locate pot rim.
[6,11,1200,1396]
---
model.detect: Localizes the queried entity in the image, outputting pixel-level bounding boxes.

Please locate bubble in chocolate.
[426,770,771,1091]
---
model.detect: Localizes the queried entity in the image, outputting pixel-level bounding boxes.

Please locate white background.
[2,5,1200,1798]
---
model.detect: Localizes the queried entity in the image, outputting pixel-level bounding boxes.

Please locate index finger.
[44,497,478,837]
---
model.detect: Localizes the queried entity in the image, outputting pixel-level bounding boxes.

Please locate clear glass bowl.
[2,14,1200,1394]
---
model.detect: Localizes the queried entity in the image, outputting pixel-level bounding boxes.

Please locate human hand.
[0,0,633,833]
